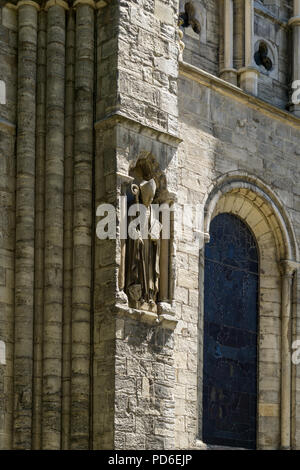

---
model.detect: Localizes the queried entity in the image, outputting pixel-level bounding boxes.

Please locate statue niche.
[125,178,161,312]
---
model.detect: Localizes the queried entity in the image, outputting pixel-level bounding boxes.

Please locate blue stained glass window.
[203,213,258,449]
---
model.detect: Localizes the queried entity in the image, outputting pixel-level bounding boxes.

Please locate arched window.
[202,213,259,449]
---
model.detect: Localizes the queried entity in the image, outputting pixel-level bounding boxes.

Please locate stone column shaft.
[71,1,95,450]
[159,201,173,304]
[42,2,66,450]
[62,8,75,451]
[118,184,131,292]
[280,260,297,450]
[239,0,259,96]
[32,9,46,451]
[224,0,233,68]
[244,0,253,67]
[13,0,38,449]
[294,0,300,16]
[159,238,169,302]
[220,0,237,85]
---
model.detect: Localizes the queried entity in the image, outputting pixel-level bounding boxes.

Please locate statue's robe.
[125,202,160,309]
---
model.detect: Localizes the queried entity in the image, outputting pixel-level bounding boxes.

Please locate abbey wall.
[0,0,299,450]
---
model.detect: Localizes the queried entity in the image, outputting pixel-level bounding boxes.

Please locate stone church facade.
[0,0,300,450]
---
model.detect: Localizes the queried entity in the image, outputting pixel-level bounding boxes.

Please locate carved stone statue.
[125,179,161,311]
[178,1,201,35]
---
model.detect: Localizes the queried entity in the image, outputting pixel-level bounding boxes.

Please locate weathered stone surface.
[0,0,299,452]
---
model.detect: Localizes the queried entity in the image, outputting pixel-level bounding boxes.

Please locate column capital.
[44,0,69,11]
[95,0,109,8]
[11,1,41,10]
[289,16,300,27]
[73,0,96,8]
[280,259,299,277]
[204,232,210,244]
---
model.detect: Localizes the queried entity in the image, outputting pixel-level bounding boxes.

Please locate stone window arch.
[198,173,299,449]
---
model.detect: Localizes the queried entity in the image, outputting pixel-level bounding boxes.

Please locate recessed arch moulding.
[197,170,299,449]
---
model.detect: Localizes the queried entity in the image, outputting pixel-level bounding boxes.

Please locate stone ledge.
[94,111,183,147]
[179,61,300,130]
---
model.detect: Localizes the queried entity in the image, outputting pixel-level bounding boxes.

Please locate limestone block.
[154,0,174,26]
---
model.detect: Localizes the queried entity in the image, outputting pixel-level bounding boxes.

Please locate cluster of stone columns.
[219,0,300,106]
[0,0,100,450]
[220,0,259,94]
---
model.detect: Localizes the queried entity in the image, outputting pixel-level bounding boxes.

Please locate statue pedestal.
[115,300,178,330]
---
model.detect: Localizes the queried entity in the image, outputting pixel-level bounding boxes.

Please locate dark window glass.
[203,213,258,449]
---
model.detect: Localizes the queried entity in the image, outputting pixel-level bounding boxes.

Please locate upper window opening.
[254,41,273,71]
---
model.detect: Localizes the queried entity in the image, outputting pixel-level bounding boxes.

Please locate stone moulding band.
[94,112,183,147]
[179,61,300,129]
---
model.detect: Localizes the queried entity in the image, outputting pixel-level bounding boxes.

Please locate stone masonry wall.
[254,3,292,109]
[180,0,294,110]
[179,0,220,76]
[175,66,300,449]
[117,0,179,135]
[0,0,299,451]
[93,0,181,450]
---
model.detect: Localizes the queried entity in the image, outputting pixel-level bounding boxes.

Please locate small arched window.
[254,41,273,71]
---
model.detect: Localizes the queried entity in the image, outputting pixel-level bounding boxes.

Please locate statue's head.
[140,179,156,207]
